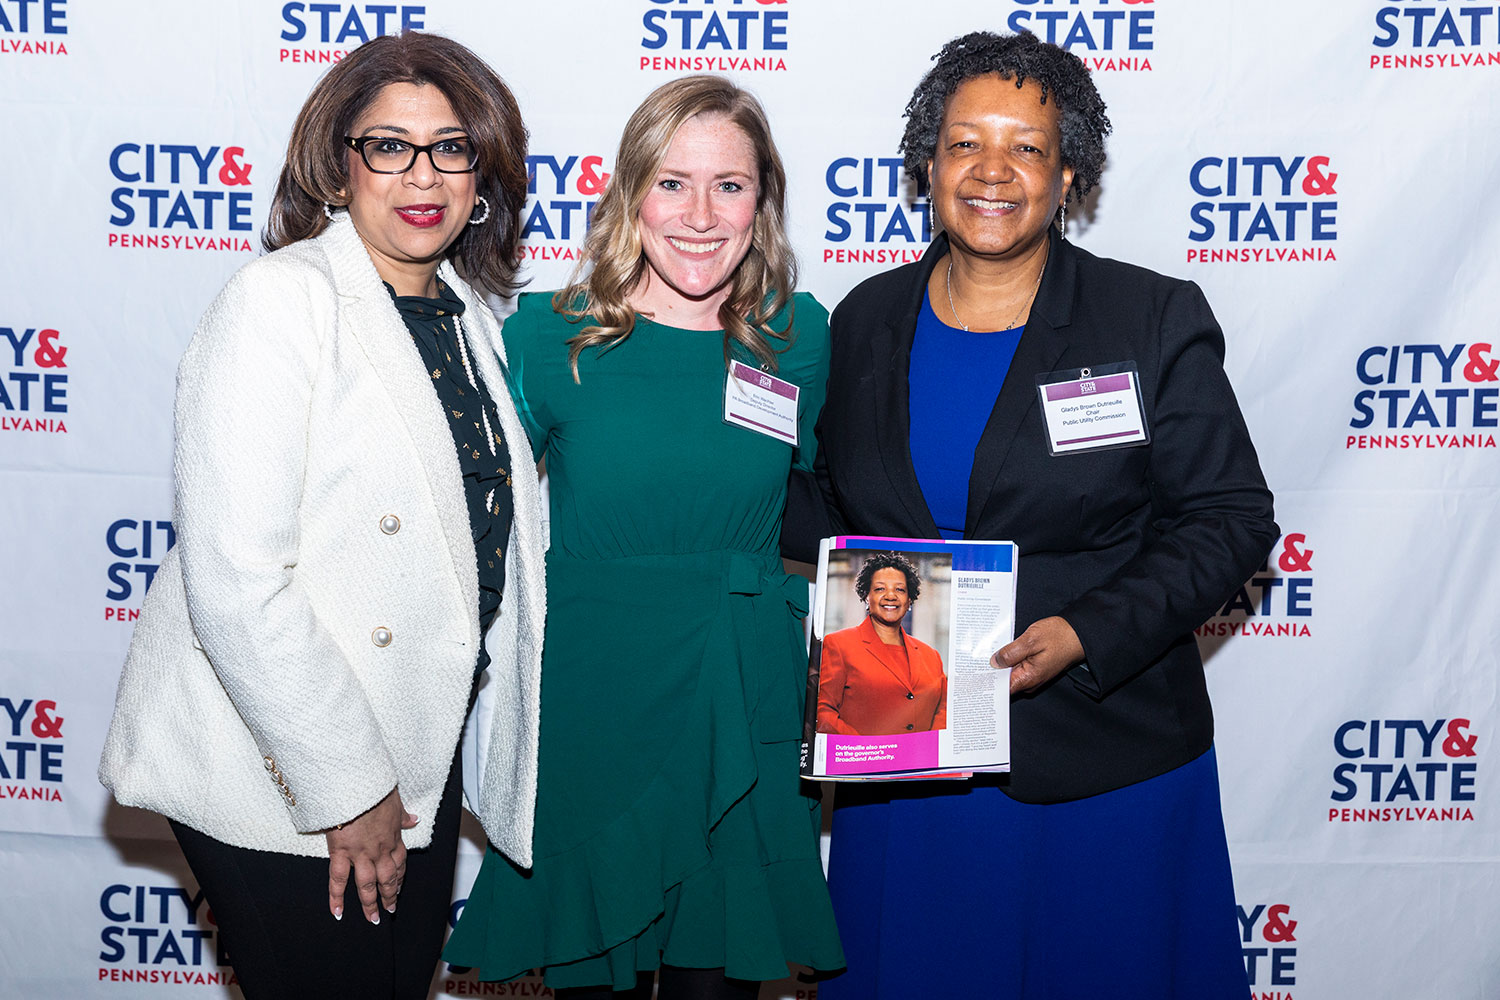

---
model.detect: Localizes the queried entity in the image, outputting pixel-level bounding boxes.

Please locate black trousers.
[170,753,463,1000]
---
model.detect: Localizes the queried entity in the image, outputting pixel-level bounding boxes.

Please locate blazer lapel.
[964,227,1077,536]
[320,216,479,630]
[444,267,548,640]
[868,235,946,539]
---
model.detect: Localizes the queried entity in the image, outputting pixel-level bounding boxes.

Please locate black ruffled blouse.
[386,279,513,676]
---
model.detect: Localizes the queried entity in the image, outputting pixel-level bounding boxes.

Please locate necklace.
[944,254,1046,333]
[451,312,501,515]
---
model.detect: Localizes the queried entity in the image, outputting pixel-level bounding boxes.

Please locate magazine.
[800,536,1017,780]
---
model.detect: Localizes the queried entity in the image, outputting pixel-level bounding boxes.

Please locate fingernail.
[370,913,380,926]
[334,907,343,921]
[386,902,397,914]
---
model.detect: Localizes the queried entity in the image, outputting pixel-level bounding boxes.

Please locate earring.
[469,195,491,226]
[1059,202,1067,241]
[323,203,337,221]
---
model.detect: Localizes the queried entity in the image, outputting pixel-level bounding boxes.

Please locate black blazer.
[795,229,1277,803]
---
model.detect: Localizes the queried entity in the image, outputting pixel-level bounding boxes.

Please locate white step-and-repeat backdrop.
[3,1,1498,997]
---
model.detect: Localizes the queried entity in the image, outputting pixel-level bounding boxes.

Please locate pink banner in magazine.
[826,731,940,775]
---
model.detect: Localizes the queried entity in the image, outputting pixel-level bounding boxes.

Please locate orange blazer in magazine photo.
[817,617,947,737]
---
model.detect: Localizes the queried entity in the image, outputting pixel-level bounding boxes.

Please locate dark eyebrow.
[359,125,468,136]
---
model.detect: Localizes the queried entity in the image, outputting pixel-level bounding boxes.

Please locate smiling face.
[866,568,913,629]
[343,81,477,297]
[630,113,760,323]
[926,73,1075,263]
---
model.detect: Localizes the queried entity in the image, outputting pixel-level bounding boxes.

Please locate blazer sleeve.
[1059,281,1278,696]
[816,629,860,736]
[783,468,833,564]
[813,290,858,538]
[783,298,845,562]
[173,263,398,833]
[789,294,831,475]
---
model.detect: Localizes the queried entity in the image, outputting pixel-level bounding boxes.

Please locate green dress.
[445,292,845,990]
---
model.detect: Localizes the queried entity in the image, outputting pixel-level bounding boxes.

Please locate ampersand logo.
[32,329,67,368]
[1262,904,1297,943]
[576,156,611,196]
[1197,530,1315,640]
[756,0,786,5]
[29,700,64,739]
[1277,533,1313,573]
[107,141,256,252]
[1463,343,1498,383]
[218,147,253,187]
[1443,718,1478,758]
[1301,156,1337,196]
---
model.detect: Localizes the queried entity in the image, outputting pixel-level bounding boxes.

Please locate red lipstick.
[396,204,445,228]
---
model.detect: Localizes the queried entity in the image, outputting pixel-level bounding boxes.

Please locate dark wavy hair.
[264,32,529,297]
[899,30,1111,205]
[854,552,922,603]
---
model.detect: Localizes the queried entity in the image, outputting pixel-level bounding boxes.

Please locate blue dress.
[819,295,1250,1000]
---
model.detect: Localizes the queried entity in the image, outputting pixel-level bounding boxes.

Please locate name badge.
[723,360,800,445]
[1035,362,1149,455]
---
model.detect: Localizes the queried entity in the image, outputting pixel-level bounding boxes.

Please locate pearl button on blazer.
[99,215,546,865]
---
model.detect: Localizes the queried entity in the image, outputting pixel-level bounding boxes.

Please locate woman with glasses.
[99,33,544,1000]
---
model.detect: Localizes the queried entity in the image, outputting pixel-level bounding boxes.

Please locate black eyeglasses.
[343,135,478,174]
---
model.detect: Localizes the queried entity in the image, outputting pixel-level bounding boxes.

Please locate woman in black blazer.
[801,32,1277,1000]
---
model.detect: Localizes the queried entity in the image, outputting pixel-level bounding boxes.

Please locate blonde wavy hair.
[554,75,797,381]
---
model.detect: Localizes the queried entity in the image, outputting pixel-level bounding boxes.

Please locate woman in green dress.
[445,75,844,998]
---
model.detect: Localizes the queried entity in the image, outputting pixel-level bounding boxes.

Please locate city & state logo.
[1,325,68,435]
[1370,2,1500,70]
[0,0,67,55]
[1196,532,1314,641]
[1186,154,1339,265]
[1347,341,1499,450]
[1239,902,1300,1000]
[105,518,175,623]
[278,2,425,64]
[520,153,612,264]
[107,142,256,253]
[638,0,790,74]
[0,696,65,803]
[98,883,237,987]
[1330,717,1479,823]
[821,156,931,268]
[1003,0,1154,73]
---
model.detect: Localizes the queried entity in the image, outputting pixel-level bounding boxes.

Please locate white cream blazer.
[99,215,545,866]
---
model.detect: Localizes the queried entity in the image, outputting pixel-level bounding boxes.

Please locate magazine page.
[801,536,1017,780]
